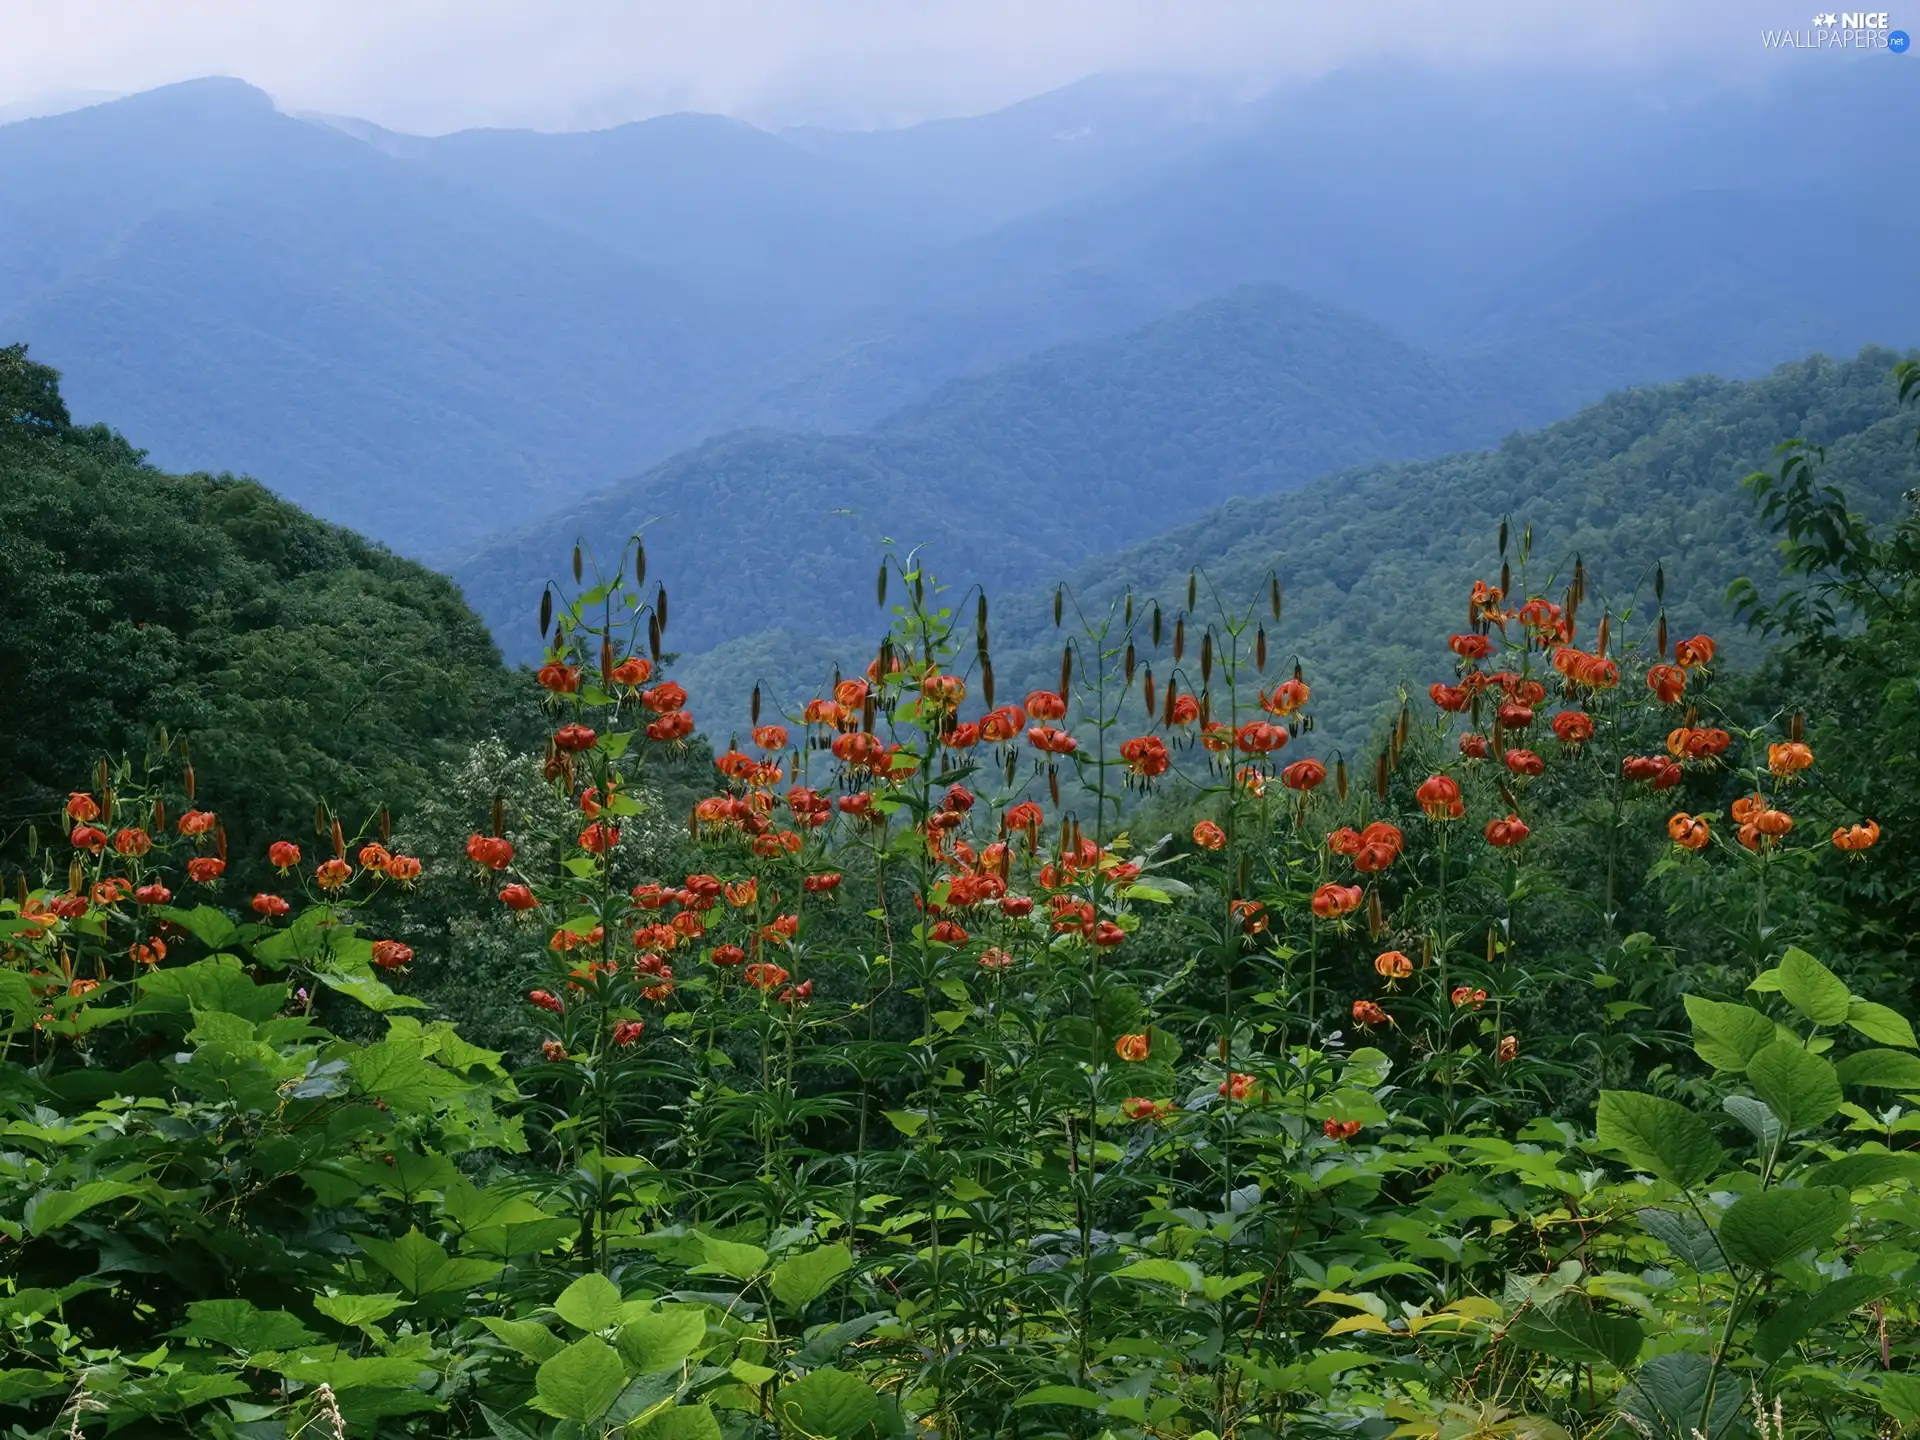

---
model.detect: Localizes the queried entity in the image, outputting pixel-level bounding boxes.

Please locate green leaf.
[770,1243,852,1309]
[274,1353,434,1391]
[1636,1208,1728,1272]
[1504,1302,1643,1369]
[1595,1092,1723,1188]
[1114,1258,1201,1292]
[1847,1000,1918,1049]
[154,904,237,949]
[1684,997,1777,1072]
[1836,1048,1920,1091]
[1717,1187,1851,1272]
[775,1369,880,1437]
[478,1405,539,1440]
[881,1110,926,1137]
[637,1403,724,1440]
[615,1306,708,1374]
[317,970,426,1012]
[24,1180,140,1236]
[1754,1273,1892,1363]
[553,1273,624,1332]
[533,1336,627,1422]
[358,1227,503,1297]
[174,1300,318,1354]
[1772,948,1851,1027]
[695,1234,768,1281]
[480,1317,566,1362]
[1014,1385,1106,1411]
[1747,1041,1842,1133]
[1722,1095,1784,1152]
[1617,1351,1742,1440]
[1807,1152,1920,1191]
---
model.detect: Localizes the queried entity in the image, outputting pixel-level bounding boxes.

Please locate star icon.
[1814,11,1837,24]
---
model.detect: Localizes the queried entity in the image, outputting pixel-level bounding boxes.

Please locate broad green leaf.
[730,1359,776,1388]
[1635,1208,1727,1273]
[1836,1048,1920,1091]
[770,1243,852,1309]
[312,1297,407,1328]
[478,1405,539,1440]
[696,1234,768,1281]
[139,957,287,1022]
[1617,1351,1742,1440]
[1722,1096,1784,1152]
[1684,997,1777,1072]
[1504,1302,1643,1369]
[154,904,237,949]
[553,1273,624,1332]
[775,1368,880,1437]
[1879,1375,1920,1428]
[274,1353,434,1391]
[1753,1273,1891,1363]
[358,1227,504,1297]
[792,1312,890,1368]
[480,1316,566,1362]
[616,1306,708,1373]
[24,1181,141,1236]
[1847,1000,1918,1049]
[1595,1092,1722,1187]
[637,1403,724,1440]
[1772,948,1851,1027]
[173,1299,318,1354]
[1807,1152,1920,1191]
[533,1336,627,1422]
[881,1110,926,1137]
[1717,1187,1851,1272]
[1014,1385,1105,1411]
[317,970,426,1012]
[1114,1258,1201,1291]
[1746,1041,1842,1133]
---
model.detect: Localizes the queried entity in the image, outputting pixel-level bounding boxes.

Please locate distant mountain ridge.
[3,62,1917,564]
[450,284,1576,661]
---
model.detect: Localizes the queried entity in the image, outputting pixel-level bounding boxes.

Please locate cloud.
[0,0,1776,133]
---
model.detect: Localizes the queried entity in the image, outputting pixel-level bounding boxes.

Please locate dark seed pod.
[1124,643,1136,685]
[982,659,995,710]
[863,694,876,733]
[689,806,699,839]
[314,802,326,836]
[1199,691,1212,727]
[184,764,196,802]
[1236,853,1250,894]
[1163,679,1177,726]
[572,543,583,585]
[216,826,227,863]
[1522,522,1533,558]
[1059,643,1072,702]
[914,574,924,609]
[1143,667,1155,716]
[1655,563,1665,603]
[1499,560,1510,598]
[1049,769,1061,807]
[1173,617,1185,662]
[1200,632,1213,686]
[1054,585,1064,627]
[1151,602,1163,648]
[1336,757,1349,801]
[380,807,391,843]
[1596,612,1611,658]
[152,798,166,833]
[1657,613,1668,659]
[331,817,345,859]
[1187,570,1197,613]
[15,872,25,906]
[70,858,84,893]
[1488,930,1497,965]
[648,613,661,664]
[635,541,646,591]
[1006,749,1017,784]
[1790,711,1804,743]
[877,561,888,608]
[1498,519,1509,557]
[539,587,553,640]
[492,795,505,838]
[1124,591,1134,626]
[1375,753,1389,800]
[1256,627,1267,671]
[657,585,669,634]
[1396,705,1410,752]
[1271,576,1282,622]
[751,684,762,727]
[1368,890,1384,939]
[600,637,614,684]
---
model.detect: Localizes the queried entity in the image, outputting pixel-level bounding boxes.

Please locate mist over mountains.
[3,56,1916,631]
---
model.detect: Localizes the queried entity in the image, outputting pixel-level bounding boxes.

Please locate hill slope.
[675,348,1920,745]
[453,285,1563,660]
[0,344,520,877]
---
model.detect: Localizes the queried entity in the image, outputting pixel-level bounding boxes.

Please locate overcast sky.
[0,0,1789,133]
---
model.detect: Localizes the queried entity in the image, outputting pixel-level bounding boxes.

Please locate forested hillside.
[0,344,521,882]
[455,286,1564,661]
[678,348,1920,744]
